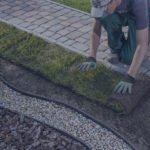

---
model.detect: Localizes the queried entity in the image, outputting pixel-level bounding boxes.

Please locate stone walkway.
[0,0,150,75]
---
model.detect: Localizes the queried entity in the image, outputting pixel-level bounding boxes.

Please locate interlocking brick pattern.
[0,0,150,75]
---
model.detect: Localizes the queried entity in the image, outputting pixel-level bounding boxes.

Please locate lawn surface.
[52,0,91,12]
[0,22,123,111]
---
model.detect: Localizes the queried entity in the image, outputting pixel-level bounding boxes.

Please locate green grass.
[53,0,91,12]
[0,22,123,112]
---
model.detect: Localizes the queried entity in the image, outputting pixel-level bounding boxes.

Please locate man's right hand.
[71,57,96,72]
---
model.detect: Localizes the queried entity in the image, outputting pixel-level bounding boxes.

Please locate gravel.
[0,81,132,150]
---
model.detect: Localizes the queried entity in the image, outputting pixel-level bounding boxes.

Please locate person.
[75,0,150,94]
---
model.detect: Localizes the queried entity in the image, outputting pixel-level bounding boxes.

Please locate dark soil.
[0,58,150,150]
[0,107,88,150]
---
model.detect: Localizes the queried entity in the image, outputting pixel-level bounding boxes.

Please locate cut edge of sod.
[0,22,124,112]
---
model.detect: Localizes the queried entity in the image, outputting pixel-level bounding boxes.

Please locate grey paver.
[8,17,24,25]
[57,37,68,43]
[27,24,39,30]
[33,26,47,33]
[49,24,64,32]
[41,30,55,37]
[57,29,70,36]
[11,10,25,16]
[33,18,48,25]
[19,21,31,28]
[64,40,75,46]
[0,6,10,11]
[67,31,83,40]
[24,17,37,23]
[0,12,8,18]
[79,25,91,33]
[71,22,84,28]
[72,43,89,52]
[52,33,62,40]
[75,37,87,43]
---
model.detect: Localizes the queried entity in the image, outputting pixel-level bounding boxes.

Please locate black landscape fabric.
[108,76,150,114]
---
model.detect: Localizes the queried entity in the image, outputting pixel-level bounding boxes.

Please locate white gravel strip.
[0,81,132,150]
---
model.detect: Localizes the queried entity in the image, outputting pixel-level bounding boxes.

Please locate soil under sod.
[0,58,150,150]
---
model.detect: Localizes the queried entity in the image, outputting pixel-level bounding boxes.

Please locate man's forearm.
[89,32,101,58]
[128,44,148,78]
[89,19,102,59]
[128,28,149,79]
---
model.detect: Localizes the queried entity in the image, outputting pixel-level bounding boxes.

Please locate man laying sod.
[74,0,150,94]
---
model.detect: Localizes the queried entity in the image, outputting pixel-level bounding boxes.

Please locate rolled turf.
[108,75,150,114]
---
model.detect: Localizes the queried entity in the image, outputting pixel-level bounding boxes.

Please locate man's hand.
[114,74,135,94]
[71,57,96,72]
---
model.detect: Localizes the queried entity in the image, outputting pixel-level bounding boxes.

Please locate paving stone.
[80,19,93,25]
[68,27,76,32]
[60,21,71,26]
[0,1,8,5]
[73,13,85,17]
[31,15,42,20]
[11,10,25,16]
[39,11,50,16]
[33,18,48,25]
[49,25,64,32]
[67,31,83,40]
[2,8,14,15]
[53,5,64,10]
[59,8,72,14]
[44,20,60,27]
[40,5,52,10]
[80,15,91,20]
[97,51,109,60]
[71,22,84,28]
[33,27,47,34]
[44,15,54,20]
[40,23,53,29]
[52,33,62,40]
[68,17,81,24]
[72,43,89,52]
[57,37,68,43]
[75,37,87,43]
[41,30,55,37]
[64,40,75,46]
[8,18,24,25]
[79,25,91,33]
[2,15,14,20]
[0,12,8,18]
[51,11,64,17]
[11,6,22,11]
[99,41,108,51]
[25,17,37,23]
[57,29,70,36]
[23,11,38,17]
[0,6,11,11]
[47,8,58,13]
[81,33,90,40]
[57,16,68,21]
[19,22,31,28]
[27,24,39,30]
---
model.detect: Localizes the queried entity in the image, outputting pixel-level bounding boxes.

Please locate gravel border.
[0,81,132,150]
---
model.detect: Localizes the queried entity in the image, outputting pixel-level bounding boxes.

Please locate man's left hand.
[114,74,135,94]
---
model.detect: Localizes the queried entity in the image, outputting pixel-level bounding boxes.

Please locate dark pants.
[99,12,143,65]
